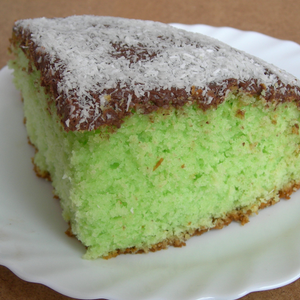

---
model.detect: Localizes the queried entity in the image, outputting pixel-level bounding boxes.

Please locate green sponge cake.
[9,16,300,259]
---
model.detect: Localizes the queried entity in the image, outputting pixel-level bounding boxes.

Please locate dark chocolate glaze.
[11,25,300,132]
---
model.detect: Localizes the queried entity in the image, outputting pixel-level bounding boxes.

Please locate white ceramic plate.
[1,24,300,300]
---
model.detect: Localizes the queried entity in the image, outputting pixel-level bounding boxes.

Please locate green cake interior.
[9,47,300,259]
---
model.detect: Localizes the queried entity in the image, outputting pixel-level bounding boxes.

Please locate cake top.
[12,15,300,131]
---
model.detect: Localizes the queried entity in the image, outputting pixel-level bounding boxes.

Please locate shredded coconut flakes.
[14,15,300,131]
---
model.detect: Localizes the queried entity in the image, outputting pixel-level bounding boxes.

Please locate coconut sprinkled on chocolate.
[12,16,300,131]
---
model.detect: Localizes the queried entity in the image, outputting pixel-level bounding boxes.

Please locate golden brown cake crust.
[28,139,52,181]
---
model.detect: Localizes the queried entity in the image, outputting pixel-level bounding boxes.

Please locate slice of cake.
[9,16,300,259]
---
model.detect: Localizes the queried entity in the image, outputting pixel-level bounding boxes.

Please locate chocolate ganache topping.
[11,15,300,131]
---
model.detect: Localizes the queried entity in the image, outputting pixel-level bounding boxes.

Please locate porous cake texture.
[9,16,300,259]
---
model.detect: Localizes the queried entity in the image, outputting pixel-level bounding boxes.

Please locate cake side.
[10,16,300,132]
[103,185,299,259]
[9,46,300,259]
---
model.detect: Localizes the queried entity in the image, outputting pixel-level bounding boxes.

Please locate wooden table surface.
[1,1,300,299]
